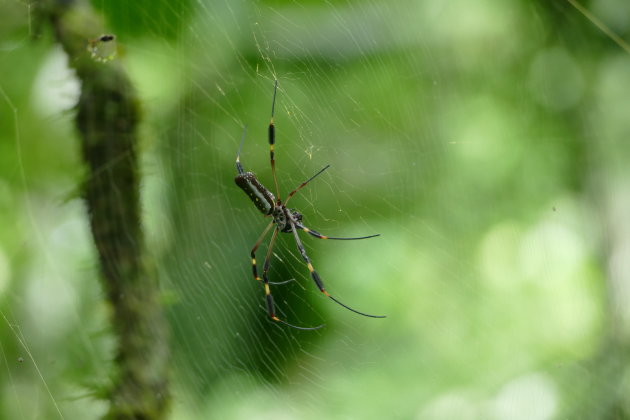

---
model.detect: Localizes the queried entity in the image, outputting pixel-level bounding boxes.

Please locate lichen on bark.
[38,1,170,418]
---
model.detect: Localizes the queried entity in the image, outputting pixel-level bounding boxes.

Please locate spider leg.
[262,227,324,330]
[274,317,325,331]
[296,223,380,240]
[250,221,274,283]
[284,165,331,206]
[251,221,295,286]
[236,125,247,175]
[269,80,281,201]
[289,222,386,319]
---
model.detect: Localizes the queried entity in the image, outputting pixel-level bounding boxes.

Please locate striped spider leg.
[234,80,385,330]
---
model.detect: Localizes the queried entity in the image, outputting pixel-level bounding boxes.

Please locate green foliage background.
[2,0,630,419]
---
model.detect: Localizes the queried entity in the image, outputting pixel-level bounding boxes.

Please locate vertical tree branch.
[39,1,170,418]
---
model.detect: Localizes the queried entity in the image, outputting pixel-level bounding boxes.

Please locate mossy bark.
[40,1,170,418]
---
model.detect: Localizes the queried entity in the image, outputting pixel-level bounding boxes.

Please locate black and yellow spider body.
[235,80,385,330]
[234,171,276,216]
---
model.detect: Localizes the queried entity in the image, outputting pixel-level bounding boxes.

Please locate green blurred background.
[2,0,630,418]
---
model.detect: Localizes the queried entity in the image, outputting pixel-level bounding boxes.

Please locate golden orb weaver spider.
[234,80,386,330]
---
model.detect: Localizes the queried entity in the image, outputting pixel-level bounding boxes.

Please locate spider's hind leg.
[297,224,380,241]
[261,226,324,330]
[289,222,386,319]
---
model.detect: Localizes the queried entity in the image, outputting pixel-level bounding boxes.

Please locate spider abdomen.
[235,172,276,215]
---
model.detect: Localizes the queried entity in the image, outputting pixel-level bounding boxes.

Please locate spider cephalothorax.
[271,206,302,232]
[234,80,385,330]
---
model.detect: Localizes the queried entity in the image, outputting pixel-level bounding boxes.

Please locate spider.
[235,80,386,330]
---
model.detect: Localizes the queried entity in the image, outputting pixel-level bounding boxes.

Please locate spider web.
[1,0,629,419]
